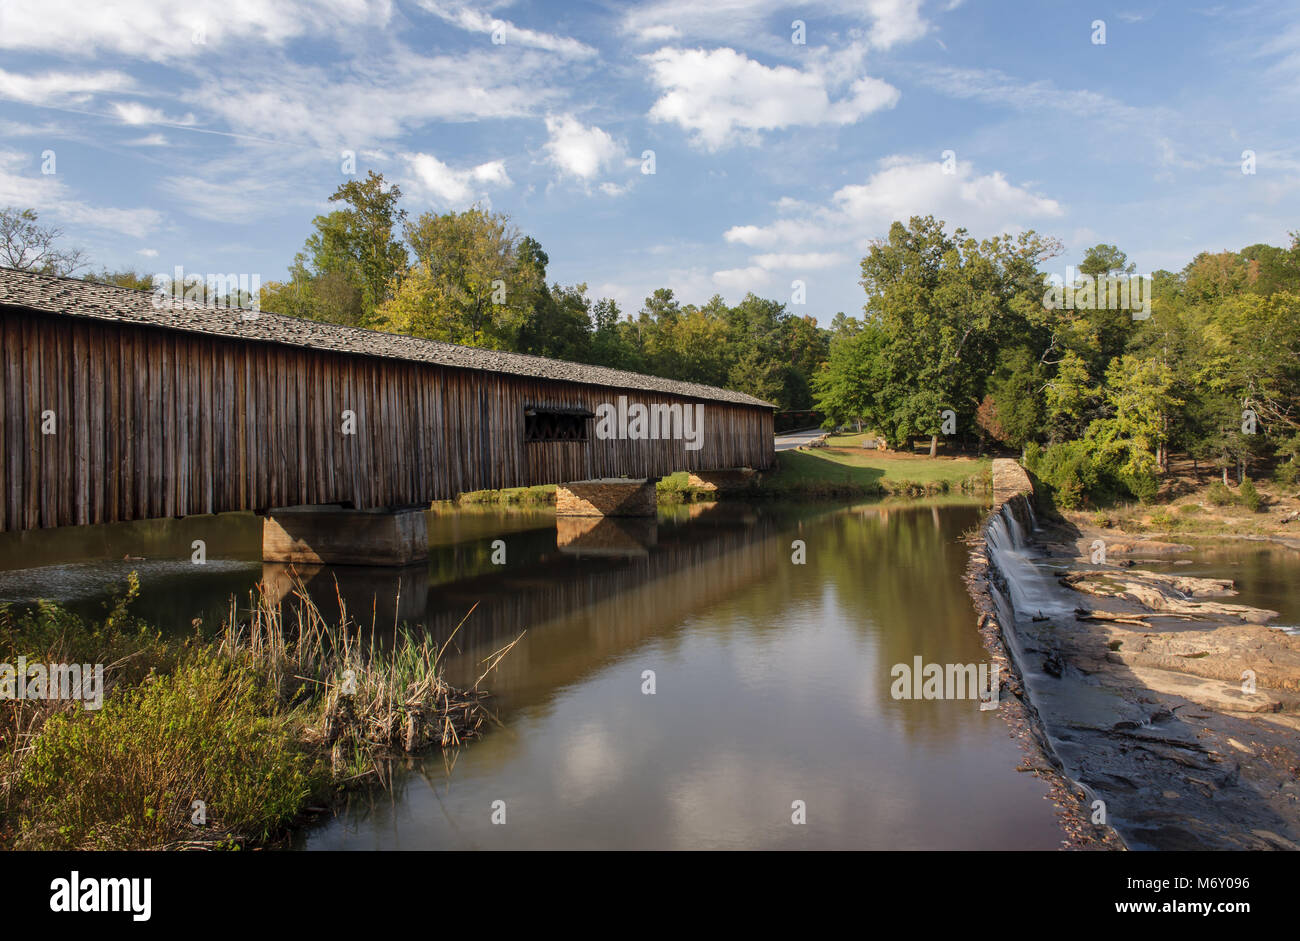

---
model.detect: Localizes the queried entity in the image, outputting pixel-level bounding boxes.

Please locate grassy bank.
[1063,473,1300,541]
[458,437,991,505]
[0,576,504,850]
[749,437,991,499]
[455,484,557,507]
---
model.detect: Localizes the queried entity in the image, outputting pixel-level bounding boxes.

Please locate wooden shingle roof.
[0,267,773,408]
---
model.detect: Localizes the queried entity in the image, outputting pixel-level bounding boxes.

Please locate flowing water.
[0,499,1073,849]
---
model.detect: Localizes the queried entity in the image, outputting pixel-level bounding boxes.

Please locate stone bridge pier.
[262,505,429,566]
[555,478,659,517]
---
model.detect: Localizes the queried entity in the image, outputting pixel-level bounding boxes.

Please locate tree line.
[814,215,1300,505]
[3,175,833,412]
[258,171,829,410]
[8,182,1297,495]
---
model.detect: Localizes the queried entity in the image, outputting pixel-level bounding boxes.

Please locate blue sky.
[1,0,1298,324]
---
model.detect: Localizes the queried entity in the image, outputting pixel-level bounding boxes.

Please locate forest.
[814,215,1300,507]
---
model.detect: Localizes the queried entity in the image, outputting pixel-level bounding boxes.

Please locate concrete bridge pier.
[262,505,429,566]
[555,478,658,517]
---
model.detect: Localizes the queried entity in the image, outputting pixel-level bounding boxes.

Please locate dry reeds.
[0,571,520,849]
[220,572,520,780]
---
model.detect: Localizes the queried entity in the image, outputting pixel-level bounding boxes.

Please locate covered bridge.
[0,268,774,559]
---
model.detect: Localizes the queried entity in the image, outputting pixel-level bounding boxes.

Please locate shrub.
[1274,462,1298,486]
[1206,480,1234,506]
[17,654,322,849]
[1035,441,1098,509]
[1022,441,1042,474]
[1148,509,1177,529]
[1122,470,1159,505]
[1237,478,1263,512]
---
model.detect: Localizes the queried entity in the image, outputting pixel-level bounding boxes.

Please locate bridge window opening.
[524,406,593,443]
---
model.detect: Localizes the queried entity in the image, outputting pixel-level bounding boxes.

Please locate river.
[0,498,1068,849]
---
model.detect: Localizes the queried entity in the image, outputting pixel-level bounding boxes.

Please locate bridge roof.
[0,268,773,408]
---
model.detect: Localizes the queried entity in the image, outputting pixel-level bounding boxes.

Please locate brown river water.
[0,498,1087,849]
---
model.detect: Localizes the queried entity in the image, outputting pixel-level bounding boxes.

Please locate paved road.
[774,428,825,451]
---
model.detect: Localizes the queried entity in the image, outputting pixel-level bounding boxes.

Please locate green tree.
[858,215,1059,454]
[380,207,536,348]
[326,171,408,321]
[1084,353,1182,496]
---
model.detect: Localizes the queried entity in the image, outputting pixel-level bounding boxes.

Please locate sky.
[1,0,1298,325]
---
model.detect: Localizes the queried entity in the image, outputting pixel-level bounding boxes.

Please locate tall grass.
[1,573,514,850]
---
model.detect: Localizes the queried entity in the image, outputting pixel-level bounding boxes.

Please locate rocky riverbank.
[967,459,1300,850]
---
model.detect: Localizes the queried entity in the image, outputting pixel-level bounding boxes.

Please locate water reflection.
[0,498,1069,849]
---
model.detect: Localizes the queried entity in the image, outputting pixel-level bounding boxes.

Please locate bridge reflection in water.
[0,496,1066,849]
[293,497,1065,850]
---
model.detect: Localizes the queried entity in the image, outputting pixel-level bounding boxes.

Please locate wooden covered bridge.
[0,268,774,563]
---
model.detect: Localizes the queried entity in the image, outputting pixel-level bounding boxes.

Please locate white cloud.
[710,253,845,298]
[542,114,623,181]
[645,46,899,150]
[417,1,597,58]
[137,248,159,257]
[125,133,171,147]
[751,251,847,269]
[0,68,133,106]
[637,24,681,42]
[0,0,392,61]
[862,0,929,49]
[724,155,1064,251]
[0,150,161,238]
[111,101,196,126]
[919,66,1153,123]
[158,157,301,223]
[0,119,64,138]
[711,265,773,292]
[623,0,927,52]
[401,151,512,208]
[188,48,558,149]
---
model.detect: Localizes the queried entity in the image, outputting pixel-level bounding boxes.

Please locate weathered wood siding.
[0,306,774,532]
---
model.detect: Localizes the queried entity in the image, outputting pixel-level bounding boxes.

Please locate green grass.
[754,442,991,498]
[1,577,500,850]
[19,653,318,850]
[457,484,556,505]
[456,436,991,506]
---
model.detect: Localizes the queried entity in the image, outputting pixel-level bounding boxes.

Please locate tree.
[858,215,1060,454]
[980,347,1046,449]
[517,282,594,361]
[588,298,644,371]
[327,171,408,321]
[0,207,87,275]
[379,207,536,348]
[269,173,406,328]
[813,325,890,430]
[85,269,155,291]
[1084,353,1182,493]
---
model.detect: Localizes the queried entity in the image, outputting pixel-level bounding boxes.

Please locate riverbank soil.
[1064,456,1300,547]
[978,462,1300,850]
